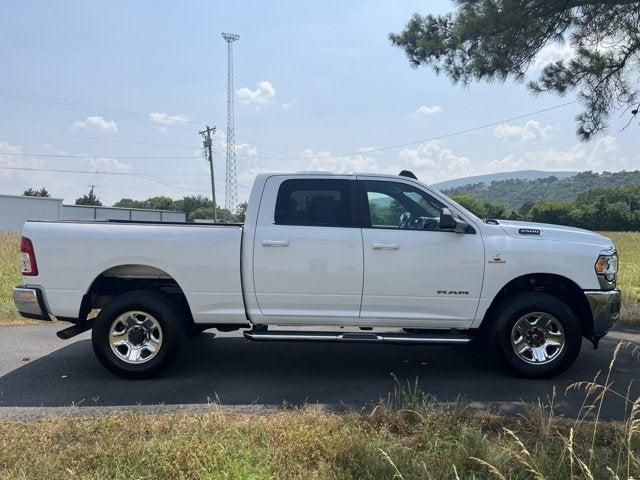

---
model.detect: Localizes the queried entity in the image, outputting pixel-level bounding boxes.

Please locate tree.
[451,193,510,219]
[113,198,144,208]
[526,199,577,225]
[23,187,50,197]
[143,196,174,211]
[235,202,248,223]
[188,205,234,222]
[390,1,640,140]
[173,195,212,217]
[75,186,102,206]
[451,193,488,218]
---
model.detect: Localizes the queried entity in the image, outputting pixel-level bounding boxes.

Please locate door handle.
[262,240,290,247]
[372,243,399,250]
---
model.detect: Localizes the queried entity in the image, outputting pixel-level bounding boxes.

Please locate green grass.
[604,232,640,324]
[1,345,639,479]
[0,231,23,324]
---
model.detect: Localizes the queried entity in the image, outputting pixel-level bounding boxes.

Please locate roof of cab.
[256,171,417,179]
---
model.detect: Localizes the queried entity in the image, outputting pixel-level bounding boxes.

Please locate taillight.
[20,237,38,276]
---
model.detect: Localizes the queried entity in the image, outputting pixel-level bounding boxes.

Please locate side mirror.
[439,208,470,233]
[439,208,457,230]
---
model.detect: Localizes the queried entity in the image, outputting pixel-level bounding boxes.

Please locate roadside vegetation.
[1,344,639,479]
[0,229,639,326]
[445,171,640,212]
[114,195,248,222]
[449,180,640,232]
[0,231,30,325]
[607,232,640,324]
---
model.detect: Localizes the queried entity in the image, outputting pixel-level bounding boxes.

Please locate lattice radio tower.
[222,32,240,212]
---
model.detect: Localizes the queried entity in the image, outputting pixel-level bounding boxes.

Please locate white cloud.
[237,81,276,108]
[0,138,21,156]
[493,120,555,142]
[412,105,443,117]
[529,42,575,74]
[85,156,131,172]
[293,148,381,174]
[398,141,474,182]
[488,135,629,172]
[148,112,189,126]
[70,115,118,133]
[148,112,189,134]
[486,154,529,173]
[281,98,296,110]
[235,143,258,158]
[0,138,52,188]
[0,138,24,180]
[358,146,377,153]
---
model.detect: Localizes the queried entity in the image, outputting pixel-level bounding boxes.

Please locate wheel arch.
[479,273,593,337]
[83,264,195,327]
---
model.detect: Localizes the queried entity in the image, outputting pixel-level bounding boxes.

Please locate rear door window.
[274,179,354,227]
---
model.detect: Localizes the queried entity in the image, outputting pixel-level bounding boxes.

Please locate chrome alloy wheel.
[510,312,565,365]
[109,311,163,364]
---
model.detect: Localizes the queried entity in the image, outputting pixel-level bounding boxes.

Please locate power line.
[0,152,201,159]
[235,100,581,161]
[0,126,197,149]
[1,166,210,191]
[0,165,250,189]
[0,89,201,131]
[0,89,161,118]
[0,89,290,162]
[0,89,580,163]
[74,183,208,193]
[0,88,297,162]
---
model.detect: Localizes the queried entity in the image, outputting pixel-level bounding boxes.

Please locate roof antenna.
[399,170,417,180]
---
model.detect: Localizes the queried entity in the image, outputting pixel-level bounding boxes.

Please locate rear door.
[358,177,484,328]
[252,176,364,323]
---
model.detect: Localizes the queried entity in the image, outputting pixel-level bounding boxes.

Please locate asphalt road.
[0,324,638,420]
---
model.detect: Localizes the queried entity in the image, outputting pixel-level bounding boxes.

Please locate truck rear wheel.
[489,292,582,378]
[92,290,184,379]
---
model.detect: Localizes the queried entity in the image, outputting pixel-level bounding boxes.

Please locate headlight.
[595,252,617,285]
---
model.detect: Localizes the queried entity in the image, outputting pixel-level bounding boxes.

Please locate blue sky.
[0,0,637,205]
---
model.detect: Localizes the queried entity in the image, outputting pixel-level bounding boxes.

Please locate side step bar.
[56,321,93,340]
[244,330,472,345]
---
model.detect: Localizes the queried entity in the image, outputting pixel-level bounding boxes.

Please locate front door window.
[364,180,445,231]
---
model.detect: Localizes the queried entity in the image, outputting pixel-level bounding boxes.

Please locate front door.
[253,176,363,323]
[358,178,484,329]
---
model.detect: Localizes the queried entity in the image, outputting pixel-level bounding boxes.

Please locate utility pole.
[199,125,217,223]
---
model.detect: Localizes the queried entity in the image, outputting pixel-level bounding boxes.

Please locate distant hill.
[431,170,577,191]
[443,170,640,210]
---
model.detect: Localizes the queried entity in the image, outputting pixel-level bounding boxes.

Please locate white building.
[0,194,186,231]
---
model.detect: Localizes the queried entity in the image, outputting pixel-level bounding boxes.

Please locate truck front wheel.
[92,291,184,379]
[489,292,582,378]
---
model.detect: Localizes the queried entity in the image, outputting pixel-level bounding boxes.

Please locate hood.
[496,220,615,250]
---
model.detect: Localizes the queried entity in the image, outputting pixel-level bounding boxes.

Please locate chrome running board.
[244,330,472,345]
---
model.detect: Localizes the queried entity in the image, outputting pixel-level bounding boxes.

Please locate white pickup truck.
[14,171,620,379]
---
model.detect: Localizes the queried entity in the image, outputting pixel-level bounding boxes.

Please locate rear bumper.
[13,286,51,321]
[584,289,621,337]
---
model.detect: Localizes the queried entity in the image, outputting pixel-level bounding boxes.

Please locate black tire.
[92,290,185,379]
[489,292,582,378]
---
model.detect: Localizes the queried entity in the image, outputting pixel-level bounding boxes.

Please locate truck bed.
[22,220,247,324]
